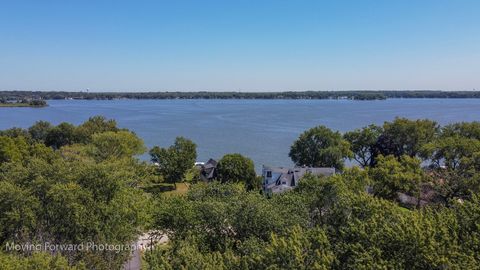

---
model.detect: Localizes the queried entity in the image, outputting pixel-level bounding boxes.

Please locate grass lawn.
[163,182,189,196]
[142,182,189,196]
[141,168,196,196]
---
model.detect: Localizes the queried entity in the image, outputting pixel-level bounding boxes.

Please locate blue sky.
[0,0,479,92]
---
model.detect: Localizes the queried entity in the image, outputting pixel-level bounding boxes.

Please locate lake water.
[1,99,479,170]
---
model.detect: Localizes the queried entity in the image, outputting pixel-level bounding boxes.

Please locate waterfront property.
[196,158,218,181]
[262,165,335,195]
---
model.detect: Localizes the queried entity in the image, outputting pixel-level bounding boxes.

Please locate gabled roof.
[263,165,336,194]
[263,165,335,178]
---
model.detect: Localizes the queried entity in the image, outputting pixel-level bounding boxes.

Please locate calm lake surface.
[1,99,479,169]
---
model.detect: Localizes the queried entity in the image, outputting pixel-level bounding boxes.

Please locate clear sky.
[0,0,479,92]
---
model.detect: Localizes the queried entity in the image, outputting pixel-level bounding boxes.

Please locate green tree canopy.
[289,125,351,169]
[45,122,77,149]
[344,124,382,167]
[28,121,53,143]
[0,136,29,163]
[374,118,438,160]
[75,116,119,143]
[0,118,152,269]
[216,153,257,190]
[150,137,197,188]
[89,131,146,161]
[369,155,425,201]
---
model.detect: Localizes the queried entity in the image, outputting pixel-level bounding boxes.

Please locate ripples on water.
[1,99,479,170]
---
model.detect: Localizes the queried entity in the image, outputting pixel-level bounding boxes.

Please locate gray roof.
[263,165,335,178]
[263,165,335,193]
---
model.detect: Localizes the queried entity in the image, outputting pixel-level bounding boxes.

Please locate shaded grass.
[142,182,189,197]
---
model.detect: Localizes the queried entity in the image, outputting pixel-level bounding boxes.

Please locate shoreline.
[0,103,48,108]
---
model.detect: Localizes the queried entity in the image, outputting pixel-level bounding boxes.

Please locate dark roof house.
[198,158,218,181]
[262,165,335,194]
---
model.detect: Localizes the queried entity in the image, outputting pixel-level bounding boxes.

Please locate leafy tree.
[0,127,30,138]
[150,137,197,188]
[251,226,334,270]
[0,119,153,269]
[0,252,84,270]
[28,121,53,142]
[373,118,438,160]
[45,122,77,149]
[75,116,119,143]
[89,131,146,161]
[0,136,29,163]
[421,136,480,170]
[289,125,351,169]
[344,124,382,167]
[0,181,39,244]
[441,121,480,140]
[216,153,257,190]
[451,194,480,261]
[369,155,424,201]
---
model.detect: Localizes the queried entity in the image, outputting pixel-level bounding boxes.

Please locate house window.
[266,171,272,178]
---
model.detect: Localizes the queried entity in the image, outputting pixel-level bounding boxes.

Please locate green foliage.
[216,153,257,190]
[145,226,334,270]
[28,121,53,142]
[152,182,308,251]
[289,125,352,169]
[89,131,146,161]
[0,181,40,244]
[344,124,382,167]
[150,137,197,187]
[369,155,424,201]
[0,127,30,138]
[441,121,480,140]
[374,118,438,160]
[0,252,84,270]
[147,172,480,269]
[45,122,77,149]
[2,117,480,269]
[250,226,334,270]
[75,116,119,143]
[421,136,480,170]
[0,136,29,163]
[420,122,480,201]
[0,118,152,269]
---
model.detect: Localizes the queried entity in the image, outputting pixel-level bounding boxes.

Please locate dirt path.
[123,232,168,270]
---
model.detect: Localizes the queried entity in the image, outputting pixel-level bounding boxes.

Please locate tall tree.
[441,121,480,140]
[289,126,351,169]
[0,136,29,163]
[150,137,197,188]
[373,118,438,161]
[216,153,257,190]
[344,124,382,167]
[45,122,77,149]
[75,116,119,143]
[90,131,146,161]
[369,155,424,201]
[28,121,53,142]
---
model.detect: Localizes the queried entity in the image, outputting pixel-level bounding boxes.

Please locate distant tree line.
[2,90,480,101]
[0,97,47,107]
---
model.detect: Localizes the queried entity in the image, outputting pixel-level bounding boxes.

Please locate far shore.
[0,103,48,108]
